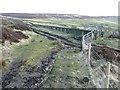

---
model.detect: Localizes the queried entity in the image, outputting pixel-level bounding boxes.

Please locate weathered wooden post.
[82,35,85,51]
[107,62,110,88]
[88,43,91,66]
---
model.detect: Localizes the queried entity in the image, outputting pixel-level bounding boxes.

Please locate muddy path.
[29,22,80,48]
[2,22,81,88]
[32,28,80,48]
[2,46,65,88]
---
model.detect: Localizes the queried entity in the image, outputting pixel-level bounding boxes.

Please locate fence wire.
[82,32,118,88]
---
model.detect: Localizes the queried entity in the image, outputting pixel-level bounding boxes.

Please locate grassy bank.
[43,48,93,88]
[2,31,59,72]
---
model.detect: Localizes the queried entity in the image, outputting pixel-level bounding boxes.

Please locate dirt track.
[2,47,64,88]
[2,21,81,88]
[32,28,80,48]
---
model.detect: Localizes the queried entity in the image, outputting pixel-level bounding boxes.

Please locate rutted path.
[31,27,81,48]
[2,46,64,88]
[32,28,80,48]
[2,22,82,88]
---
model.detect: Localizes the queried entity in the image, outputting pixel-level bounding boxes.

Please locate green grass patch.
[93,37,119,49]
[28,18,118,30]
[43,48,90,88]
[13,33,59,66]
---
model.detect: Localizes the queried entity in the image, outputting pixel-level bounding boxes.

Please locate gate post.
[88,43,91,66]
[82,35,85,51]
[107,62,110,88]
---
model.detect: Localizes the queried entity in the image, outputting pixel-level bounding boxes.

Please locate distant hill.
[1,13,118,19]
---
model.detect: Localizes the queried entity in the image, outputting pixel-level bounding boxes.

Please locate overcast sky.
[0,0,119,16]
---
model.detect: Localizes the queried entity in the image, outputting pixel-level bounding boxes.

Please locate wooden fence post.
[107,62,110,88]
[88,43,91,65]
[82,35,85,51]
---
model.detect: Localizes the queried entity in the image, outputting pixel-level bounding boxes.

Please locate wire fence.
[82,32,119,88]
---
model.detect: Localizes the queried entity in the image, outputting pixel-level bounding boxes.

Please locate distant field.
[27,17,118,50]
[26,18,118,29]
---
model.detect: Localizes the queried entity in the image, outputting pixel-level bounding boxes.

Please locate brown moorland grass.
[0,26,29,45]
[1,18,31,44]
[92,45,120,64]
[2,19,30,31]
